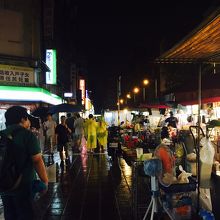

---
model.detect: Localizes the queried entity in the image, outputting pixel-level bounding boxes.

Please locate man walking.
[55,115,72,167]
[0,106,48,220]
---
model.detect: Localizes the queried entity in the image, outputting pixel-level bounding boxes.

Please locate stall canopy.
[139,97,171,109]
[155,7,220,106]
[139,104,170,109]
[156,7,220,63]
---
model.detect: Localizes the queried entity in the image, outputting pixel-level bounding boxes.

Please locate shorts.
[57,143,68,152]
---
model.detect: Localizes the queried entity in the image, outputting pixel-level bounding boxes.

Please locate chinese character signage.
[0,64,34,85]
[46,49,57,84]
[79,79,85,105]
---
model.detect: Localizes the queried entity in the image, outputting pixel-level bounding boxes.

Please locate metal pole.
[143,87,146,102]
[155,79,158,98]
[197,63,202,214]
[117,76,121,126]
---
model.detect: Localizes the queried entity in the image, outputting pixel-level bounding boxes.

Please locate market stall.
[154,7,220,219]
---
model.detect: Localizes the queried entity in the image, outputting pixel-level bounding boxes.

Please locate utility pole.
[117,75,121,126]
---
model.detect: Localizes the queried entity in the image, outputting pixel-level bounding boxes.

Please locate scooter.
[107,125,121,161]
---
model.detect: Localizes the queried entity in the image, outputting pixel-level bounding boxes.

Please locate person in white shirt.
[74,113,84,152]
[43,113,57,162]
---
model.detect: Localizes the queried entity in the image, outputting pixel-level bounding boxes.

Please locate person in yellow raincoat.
[97,116,108,153]
[84,114,98,152]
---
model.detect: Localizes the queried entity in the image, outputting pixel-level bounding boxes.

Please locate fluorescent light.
[64,92,73,97]
[0,86,62,105]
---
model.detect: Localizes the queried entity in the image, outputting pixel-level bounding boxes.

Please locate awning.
[139,104,170,109]
[155,7,220,107]
[179,97,220,106]
[0,85,63,105]
[156,7,220,63]
[48,103,84,114]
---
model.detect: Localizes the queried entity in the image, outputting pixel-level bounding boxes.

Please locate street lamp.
[126,93,131,99]
[133,87,139,103]
[126,93,131,104]
[143,79,149,102]
[143,79,149,86]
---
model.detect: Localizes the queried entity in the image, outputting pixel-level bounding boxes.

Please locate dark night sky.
[73,0,217,113]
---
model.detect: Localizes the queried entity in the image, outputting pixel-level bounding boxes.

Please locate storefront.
[0,64,63,130]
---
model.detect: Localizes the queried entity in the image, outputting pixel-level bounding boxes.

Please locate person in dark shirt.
[165,111,178,128]
[0,106,48,220]
[66,113,75,137]
[55,116,71,167]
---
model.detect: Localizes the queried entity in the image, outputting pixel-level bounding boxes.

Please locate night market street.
[1,149,220,220]
[1,150,133,220]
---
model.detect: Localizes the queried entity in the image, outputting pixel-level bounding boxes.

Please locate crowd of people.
[42,112,108,166]
[0,106,109,220]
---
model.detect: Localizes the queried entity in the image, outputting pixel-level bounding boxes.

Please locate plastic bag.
[200,137,215,164]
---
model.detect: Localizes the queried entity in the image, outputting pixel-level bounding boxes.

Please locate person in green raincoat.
[84,114,98,152]
[97,116,108,153]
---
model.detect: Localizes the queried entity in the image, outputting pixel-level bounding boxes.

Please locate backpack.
[0,131,23,194]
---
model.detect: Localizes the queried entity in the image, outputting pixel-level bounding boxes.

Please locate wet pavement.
[0,150,220,219]
[38,151,133,220]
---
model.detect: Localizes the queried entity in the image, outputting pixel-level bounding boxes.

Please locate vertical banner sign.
[46,49,57,84]
[79,79,85,105]
[85,90,89,110]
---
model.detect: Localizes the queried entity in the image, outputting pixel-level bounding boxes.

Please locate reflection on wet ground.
[39,152,133,220]
[41,152,220,220]
[1,151,220,220]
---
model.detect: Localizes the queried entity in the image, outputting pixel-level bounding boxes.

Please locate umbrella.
[48,103,83,114]
[31,106,50,120]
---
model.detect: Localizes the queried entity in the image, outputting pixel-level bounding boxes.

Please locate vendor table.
[122,147,200,220]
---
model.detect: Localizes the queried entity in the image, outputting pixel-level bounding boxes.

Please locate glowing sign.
[0,85,62,105]
[64,92,73,97]
[79,79,85,105]
[46,49,57,84]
